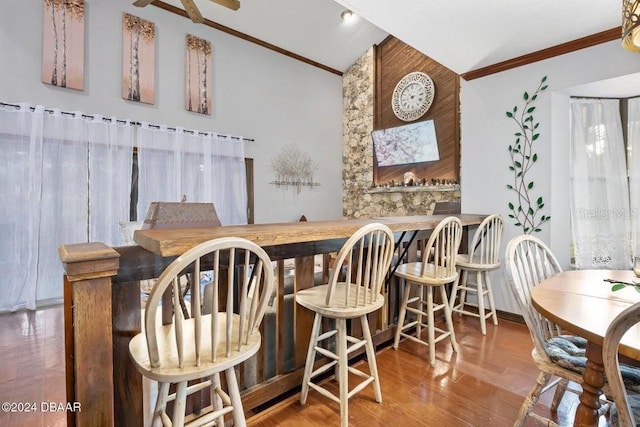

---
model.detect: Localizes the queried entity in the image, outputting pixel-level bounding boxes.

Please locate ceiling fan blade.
[210,0,240,11]
[180,0,205,23]
[132,0,155,6]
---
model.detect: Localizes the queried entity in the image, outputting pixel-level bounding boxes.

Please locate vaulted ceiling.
[153,0,622,75]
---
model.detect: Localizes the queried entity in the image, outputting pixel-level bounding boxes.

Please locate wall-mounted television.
[371,120,439,167]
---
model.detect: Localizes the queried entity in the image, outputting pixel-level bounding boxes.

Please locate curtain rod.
[570,95,640,100]
[0,102,254,142]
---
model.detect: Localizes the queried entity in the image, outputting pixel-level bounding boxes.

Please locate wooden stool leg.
[449,270,461,312]
[300,313,323,404]
[416,285,424,338]
[393,281,412,349]
[426,286,436,366]
[514,371,551,427]
[459,269,468,310]
[337,318,349,427]
[551,378,569,411]
[172,381,188,426]
[476,270,487,335]
[226,366,247,427]
[440,285,458,353]
[153,382,170,426]
[361,314,382,403]
[211,373,225,426]
[485,271,499,326]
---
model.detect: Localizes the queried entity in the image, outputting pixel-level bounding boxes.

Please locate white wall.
[0,0,344,224]
[461,40,640,314]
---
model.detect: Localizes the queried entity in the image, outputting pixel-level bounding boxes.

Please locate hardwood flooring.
[0,306,66,427]
[247,315,594,427]
[0,305,605,426]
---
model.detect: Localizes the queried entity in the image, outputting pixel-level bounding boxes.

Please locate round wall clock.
[391,72,435,122]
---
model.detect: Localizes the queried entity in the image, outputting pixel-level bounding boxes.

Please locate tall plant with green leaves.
[506,76,550,234]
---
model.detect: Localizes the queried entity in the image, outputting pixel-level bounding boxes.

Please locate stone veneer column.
[342,48,460,219]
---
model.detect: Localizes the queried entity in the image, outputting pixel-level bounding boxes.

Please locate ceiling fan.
[133,0,240,24]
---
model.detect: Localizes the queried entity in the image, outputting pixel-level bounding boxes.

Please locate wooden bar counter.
[60,214,485,426]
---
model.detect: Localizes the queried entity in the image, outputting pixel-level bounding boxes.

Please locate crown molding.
[151,1,343,76]
[461,27,621,81]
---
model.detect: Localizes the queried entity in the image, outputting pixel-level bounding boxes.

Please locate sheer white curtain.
[137,126,247,225]
[136,124,183,219]
[0,104,134,312]
[629,97,640,258]
[88,116,135,246]
[570,98,631,269]
[206,134,247,225]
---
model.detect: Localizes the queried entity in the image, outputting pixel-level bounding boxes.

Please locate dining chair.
[505,234,611,426]
[393,216,463,366]
[295,222,395,427]
[128,237,275,426]
[603,301,640,427]
[449,213,503,335]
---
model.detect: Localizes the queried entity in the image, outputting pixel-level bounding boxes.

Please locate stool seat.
[395,262,455,286]
[129,313,261,383]
[296,283,385,318]
[454,253,500,271]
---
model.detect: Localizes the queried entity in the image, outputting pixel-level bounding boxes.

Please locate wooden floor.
[0,305,605,427]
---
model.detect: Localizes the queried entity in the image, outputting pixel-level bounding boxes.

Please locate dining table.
[530,269,640,427]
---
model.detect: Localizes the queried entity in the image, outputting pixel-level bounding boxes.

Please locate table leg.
[574,341,605,426]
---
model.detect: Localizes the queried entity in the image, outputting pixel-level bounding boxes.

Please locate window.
[569,97,640,269]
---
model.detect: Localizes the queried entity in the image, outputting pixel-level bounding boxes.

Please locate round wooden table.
[531,269,640,426]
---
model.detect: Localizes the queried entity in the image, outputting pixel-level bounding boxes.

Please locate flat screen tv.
[371,120,439,167]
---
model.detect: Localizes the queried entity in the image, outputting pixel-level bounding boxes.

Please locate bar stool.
[393,216,463,366]
[449,214,503,335]
[295,223,395,427]
[128,237,274,426]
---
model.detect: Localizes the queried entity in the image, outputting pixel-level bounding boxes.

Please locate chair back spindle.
[420,216,463,279]
[505,235,563,362]
[325,223,395,309]
[468,214,503,266]
[142,237,274,371]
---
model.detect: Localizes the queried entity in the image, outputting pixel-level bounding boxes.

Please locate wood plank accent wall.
[374,37,460,185]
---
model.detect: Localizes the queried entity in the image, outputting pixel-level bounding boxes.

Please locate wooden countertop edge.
[133,214,488,257]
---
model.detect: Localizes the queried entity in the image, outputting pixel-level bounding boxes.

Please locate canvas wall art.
[42,0,85,91]
[122,13,156,104]
[185,34,212,115]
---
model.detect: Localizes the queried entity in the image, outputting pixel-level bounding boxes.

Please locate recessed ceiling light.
[340,9,354,22]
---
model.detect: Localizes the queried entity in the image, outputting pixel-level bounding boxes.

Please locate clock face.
[400,83,426,111]
[391,72,435,122]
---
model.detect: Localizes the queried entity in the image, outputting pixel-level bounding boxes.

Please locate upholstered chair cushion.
[545,335,640,395]
[545,335,588,373]
[610,394,640,426]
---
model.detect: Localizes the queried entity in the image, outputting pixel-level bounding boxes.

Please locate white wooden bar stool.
[393,216,463,366]
[449,214,503,335]
[295,223,395,427]
[129,237,274,427]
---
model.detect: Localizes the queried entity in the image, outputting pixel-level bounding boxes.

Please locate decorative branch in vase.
[506,76,550,234]
[605,278,640,293]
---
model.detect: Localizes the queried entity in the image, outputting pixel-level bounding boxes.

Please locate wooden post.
[59,242,120,427]
[293,256,316,368]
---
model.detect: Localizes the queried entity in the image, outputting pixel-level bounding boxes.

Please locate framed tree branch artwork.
[185,34,212,115]
[42,0,85,91]
[122,13,156,104]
